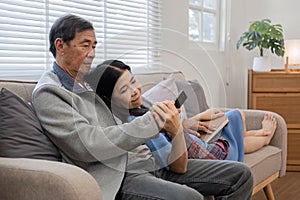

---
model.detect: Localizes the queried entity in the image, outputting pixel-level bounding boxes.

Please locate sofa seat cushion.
[0,88,61,161]
[244,145,282,185]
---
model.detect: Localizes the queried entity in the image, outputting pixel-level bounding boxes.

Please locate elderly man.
[32,14,253,200]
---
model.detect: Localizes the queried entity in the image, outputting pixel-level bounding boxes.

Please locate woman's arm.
[152,101,188,174]
[168,126,188,174]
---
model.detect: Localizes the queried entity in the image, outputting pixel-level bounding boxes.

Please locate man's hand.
[151,100,181,138]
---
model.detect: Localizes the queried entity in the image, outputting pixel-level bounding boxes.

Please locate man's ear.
[55,38,64,56]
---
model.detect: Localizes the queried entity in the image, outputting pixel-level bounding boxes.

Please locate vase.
[252,56,271,72]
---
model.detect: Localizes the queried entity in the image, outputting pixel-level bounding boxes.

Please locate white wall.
[161,0,300,109]
[161,0,229,108]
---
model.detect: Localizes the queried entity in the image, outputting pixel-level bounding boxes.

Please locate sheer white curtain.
[0,0,161,80]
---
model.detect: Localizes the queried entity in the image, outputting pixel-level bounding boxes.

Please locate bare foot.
[244,113,277,146]
[251,113,277,137]
[261,113,277,143]
[262,113,277,134]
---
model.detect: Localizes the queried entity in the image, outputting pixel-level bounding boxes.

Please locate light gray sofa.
[0,66,287,200]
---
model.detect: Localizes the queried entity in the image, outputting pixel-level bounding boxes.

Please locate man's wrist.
[169,126,183,138]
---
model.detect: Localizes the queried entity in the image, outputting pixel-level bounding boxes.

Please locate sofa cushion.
[142,75,179,104]
[141,75,190,119]
[0,88,61,161]
[0,80,36,102]
[141,76,211,120]
[133,67,185,94]
[175,79,209,118]
[244,145,282,185]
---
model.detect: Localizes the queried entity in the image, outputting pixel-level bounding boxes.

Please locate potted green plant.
[236,19,285,72]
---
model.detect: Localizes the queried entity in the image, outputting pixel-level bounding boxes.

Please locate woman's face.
[111,70,142,109]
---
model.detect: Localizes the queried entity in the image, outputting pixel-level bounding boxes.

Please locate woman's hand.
[182,108,224,137]
[182,118,211,137]
[198,108,224,121]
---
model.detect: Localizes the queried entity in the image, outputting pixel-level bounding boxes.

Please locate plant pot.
[252,56,271,72]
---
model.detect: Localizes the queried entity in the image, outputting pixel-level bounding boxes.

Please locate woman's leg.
[243,136,269,153]
[238,110,277,153]
[245,113,277,141]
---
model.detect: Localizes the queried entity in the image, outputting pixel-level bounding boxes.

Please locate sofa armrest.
[243,109,287,177]
[0,157,102,200]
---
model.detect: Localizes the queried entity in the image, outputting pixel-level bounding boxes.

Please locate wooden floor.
[252,172,300,200]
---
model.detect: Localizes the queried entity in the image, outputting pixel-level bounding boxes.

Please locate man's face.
[61,29,97,80]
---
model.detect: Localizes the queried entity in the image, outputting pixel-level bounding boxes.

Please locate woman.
[86,60,277,166]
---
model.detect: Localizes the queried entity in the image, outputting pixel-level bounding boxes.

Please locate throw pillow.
[0,88,61,161]
[141,75,187,119]
[142,74,179,104]
[175,79,209,118]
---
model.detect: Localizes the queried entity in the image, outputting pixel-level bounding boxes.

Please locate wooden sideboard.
[248,69,300,171]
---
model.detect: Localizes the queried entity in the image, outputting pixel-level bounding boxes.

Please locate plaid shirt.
[185,133,229,160]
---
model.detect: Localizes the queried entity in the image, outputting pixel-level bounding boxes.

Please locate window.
[0,0,161,80]
[188,0,226,51]
[98,0,161,68]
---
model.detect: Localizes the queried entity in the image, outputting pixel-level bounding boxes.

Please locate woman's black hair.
[86,60,131,109]
[86,59,149,117]
[100,60,131,72]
